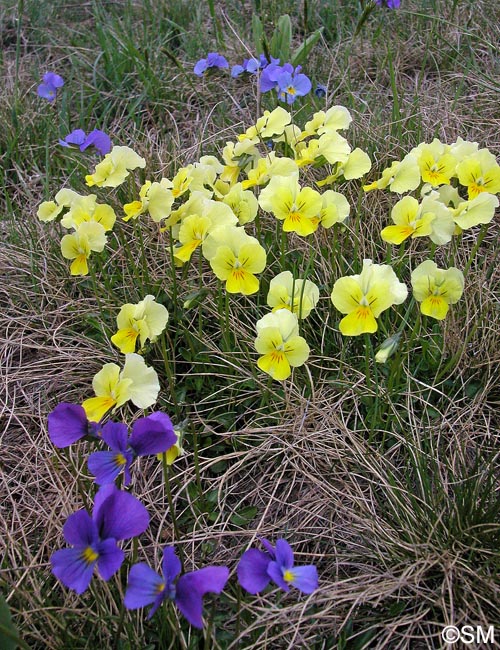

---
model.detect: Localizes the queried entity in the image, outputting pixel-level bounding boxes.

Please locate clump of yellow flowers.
[37,106,499,388]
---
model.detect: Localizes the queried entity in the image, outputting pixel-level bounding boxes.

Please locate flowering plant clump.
[51,484,149,594]
[125,546,229,627]
[237,538,318,594]
[38,77,499,646]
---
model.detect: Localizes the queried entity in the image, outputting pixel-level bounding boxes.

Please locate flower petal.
[175,567,229,629]
[124,562,165,610]
[51,547,95,594]
[130,412,176,456]
[93,485,149,541]
[48,403,90,448]
[161,546,182,586]
[62,510,98,546]
[237,549,272,594]
[96,538,125,580]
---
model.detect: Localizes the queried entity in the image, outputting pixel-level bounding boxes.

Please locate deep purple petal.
[43,72,64,88]
[62,510,98,546]
[37,83,57,101]
[63,129,86,146]
[81,129,112,155]
[274,539,294,570]
[87,450,129,485]
[48,403,89,448]
[194,59,208,76]
[96,538,124,580]
[237,548,272,594]
[175,567,229,629]
[51,547,95,594]
[266,560,290,592]
[130,412,176,456]
[124,562,165,610]
[288,565,318,594]
[259,537,276,559]
[161,546,181,587]
[100,421,129,451]
[93,485,149,541]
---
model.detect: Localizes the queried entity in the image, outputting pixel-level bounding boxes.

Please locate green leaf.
[230,506,258,526]
[291,27,323,67]
[270,14,292,62]
[252,14,264,55]
[0,595,22,650]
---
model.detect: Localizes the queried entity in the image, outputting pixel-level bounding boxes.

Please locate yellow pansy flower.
[82,353,160,421]
[363,155,420,194]
[330,259,408,336]
[123,179,174,223]
[208,227,266,295]
[411,260,464,320]
[241,153,298,189]
[258,175,322,236]
[111,295,169,354]
[456,149,500,199]
[238,107,291,144]
[254,309,310,381]
[220,182,259,225]
[452,192,499,230]
[415,140,457,187]
[267,271,319,318]
[60,222,107,276]
[85,146,146,188]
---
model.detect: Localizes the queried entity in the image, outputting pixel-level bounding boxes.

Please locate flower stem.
[162,456,182,557]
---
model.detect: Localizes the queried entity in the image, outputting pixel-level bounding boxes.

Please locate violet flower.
[124,546,229,628]
[51,485,150,594]
[276,66,312,104]
[260,62,293,93]
[194,52,229,76]
[374,0,401,7]
[59,129,112,155]
[48,402,100,448]
[37,72,64,102]
[231,57,260,78]
[237,538,318,595]
[88,412,177,486]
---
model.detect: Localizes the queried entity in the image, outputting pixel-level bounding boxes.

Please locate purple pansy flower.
[194,52,229,76]
[231,57,260,78]
[374,0,401,7]
[260,62,293,93]
[314,83,327,99]
[51,485,150,594]
[60,129,112,155]
[237,538,318,595]
[48,402,100,448]
[124,546,229,628]
[87,412,176,486]
[37,72,64,102]
[258,53,280,69]
[276,66,312,104]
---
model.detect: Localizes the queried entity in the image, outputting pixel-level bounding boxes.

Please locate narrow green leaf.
[0,595,24,650]
[291,27,323,67]
[252,14,264,55]
[270,14,292,62]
